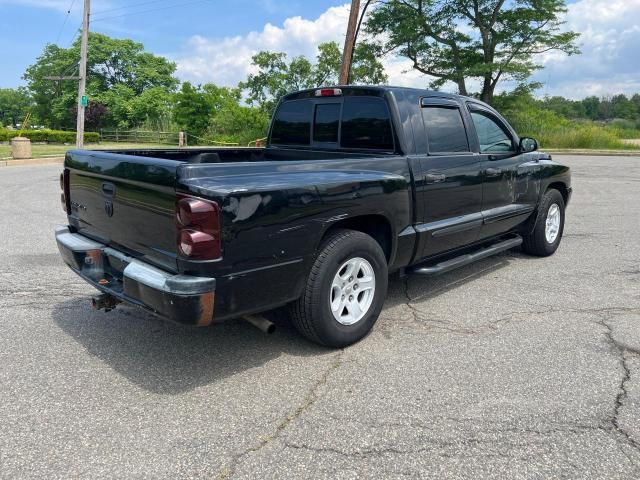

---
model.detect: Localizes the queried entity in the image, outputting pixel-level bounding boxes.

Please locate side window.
[341,97,394,150]
[421,106,470,153]
[313,103,340,143]
[271,100,312,145]
[470,110,514,152]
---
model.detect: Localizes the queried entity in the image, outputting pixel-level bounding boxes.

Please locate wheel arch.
[318,214,394,265]
[546,181,570,206]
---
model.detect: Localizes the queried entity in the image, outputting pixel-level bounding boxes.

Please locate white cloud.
[533,0,640,98]
[174,0,640,99]
[174,4,433,89]
[175,4,351,86]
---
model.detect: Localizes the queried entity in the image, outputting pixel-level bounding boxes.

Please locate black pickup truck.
[56,86,571,347]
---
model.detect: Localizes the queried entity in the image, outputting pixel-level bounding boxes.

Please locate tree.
[209,102,270,145]
[611,94,637,120]
[173,82,243,140]
[541,95,586,119]
[23,33,178,129]
[71,100,109,130]
[242,41,387,113]
[0,88,33,127]
[581,96,600,120]
[365,0,580,103]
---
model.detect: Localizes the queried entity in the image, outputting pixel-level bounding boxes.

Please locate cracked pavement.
[1,155,639,479]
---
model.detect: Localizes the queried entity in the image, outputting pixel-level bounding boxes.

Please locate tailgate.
[65,150,181,272]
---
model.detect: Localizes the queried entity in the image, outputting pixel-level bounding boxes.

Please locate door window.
[470,110,514,152]
[421,106,470,153]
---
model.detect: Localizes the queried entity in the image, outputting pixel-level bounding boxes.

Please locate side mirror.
[519,137,538,153]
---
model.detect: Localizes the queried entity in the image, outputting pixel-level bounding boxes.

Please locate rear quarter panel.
[176,156,414,319]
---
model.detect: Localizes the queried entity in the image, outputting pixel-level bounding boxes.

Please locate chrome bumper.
[55,226,216,326]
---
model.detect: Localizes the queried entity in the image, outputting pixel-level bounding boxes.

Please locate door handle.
[485,168,502,177]
[425,172,446,184]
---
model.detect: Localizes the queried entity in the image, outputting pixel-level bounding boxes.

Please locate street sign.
[81,95,88,107]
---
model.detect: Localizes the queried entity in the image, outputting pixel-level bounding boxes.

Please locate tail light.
[60,169,71,214]
[176,194,221,260]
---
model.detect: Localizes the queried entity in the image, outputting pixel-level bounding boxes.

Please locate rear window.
[271,100,312,145]
[313,103,340,143]
[422,106,469,153]
[341,97,394,150]
[270,95,394,151]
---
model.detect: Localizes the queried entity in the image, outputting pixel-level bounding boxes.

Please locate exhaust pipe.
[243,314,276,334]
[92,293,120,312]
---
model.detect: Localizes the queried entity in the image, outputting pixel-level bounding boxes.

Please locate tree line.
[0,32,385,144]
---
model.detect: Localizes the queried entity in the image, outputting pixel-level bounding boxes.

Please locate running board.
[410,236,523,276]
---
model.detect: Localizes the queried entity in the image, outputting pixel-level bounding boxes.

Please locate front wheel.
[289,229,388,347]
[522,189,566,257]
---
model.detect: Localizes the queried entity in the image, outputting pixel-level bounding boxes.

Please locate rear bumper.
[55,226,216,326]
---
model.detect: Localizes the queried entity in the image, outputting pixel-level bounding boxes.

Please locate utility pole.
[76,0,90,148]
[339,0,360,85]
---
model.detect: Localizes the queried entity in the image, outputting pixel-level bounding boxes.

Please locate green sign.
[80,95,88,107]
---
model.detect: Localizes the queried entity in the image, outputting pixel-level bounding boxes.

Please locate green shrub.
[538,125,626,149]
[0,129,100,143]
[604,120,640,139]
[501,106,635,150]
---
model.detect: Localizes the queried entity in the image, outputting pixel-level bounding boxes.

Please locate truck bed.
[98,146,389,164]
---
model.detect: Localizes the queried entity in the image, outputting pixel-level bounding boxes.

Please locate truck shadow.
[52,299,328,395]
[52,251,521,395]
[384,250,520,309]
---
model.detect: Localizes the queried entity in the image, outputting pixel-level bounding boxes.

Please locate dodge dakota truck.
[56,86,571,347]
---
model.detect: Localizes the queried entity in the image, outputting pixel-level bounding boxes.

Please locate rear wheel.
[522,189,565,257]
[290,229,388,347]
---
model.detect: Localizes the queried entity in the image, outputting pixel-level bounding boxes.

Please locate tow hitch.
[92,293,121,312]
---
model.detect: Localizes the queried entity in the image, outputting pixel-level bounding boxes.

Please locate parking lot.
[1,155,639,479]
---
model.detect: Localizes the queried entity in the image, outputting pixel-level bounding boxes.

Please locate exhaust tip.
[243,315,276,334]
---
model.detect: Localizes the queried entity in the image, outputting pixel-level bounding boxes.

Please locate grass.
[0,142,180,160]
[503,107,640,151]
[537,125,640,150]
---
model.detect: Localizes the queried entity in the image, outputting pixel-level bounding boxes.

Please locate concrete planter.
[11,137,32,160]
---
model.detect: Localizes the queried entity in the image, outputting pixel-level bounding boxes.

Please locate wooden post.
[76,0,90,149]
[339,0,360,85]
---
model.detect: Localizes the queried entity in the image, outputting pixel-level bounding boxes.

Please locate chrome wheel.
[330,257,376,326]
[545,203,561,244]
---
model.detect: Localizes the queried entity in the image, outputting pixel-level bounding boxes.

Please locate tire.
[522,189,565,257]
[289,229,388,347]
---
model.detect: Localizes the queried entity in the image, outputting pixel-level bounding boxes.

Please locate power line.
[92,0,175,16]
[54,0,78,45]
[64,21,83,48]
[92,0,212,23]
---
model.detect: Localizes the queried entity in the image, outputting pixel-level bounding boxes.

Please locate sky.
[1,0,639,99]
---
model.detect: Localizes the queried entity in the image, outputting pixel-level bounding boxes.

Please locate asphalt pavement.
[0,155,639,479]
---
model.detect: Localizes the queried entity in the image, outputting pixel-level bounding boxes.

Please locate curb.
[548,150,640,157]
[0,157,64,167]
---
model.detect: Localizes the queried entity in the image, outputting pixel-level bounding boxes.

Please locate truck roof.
[282,85,470,102]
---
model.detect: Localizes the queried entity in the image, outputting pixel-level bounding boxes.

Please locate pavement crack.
[216,351,344,479]
[596,312,640,463]
[401,277,481,334]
